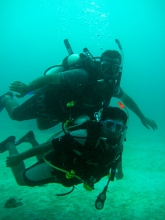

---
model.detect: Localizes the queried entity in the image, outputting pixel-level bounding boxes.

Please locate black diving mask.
[101,61,120,76]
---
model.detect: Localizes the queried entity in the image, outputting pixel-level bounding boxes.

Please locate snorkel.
[115,39,124,87]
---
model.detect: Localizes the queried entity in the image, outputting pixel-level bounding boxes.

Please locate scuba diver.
[0,39,157,130]
[0,106,128,210]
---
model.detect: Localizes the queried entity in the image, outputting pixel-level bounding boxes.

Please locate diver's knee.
[10,109,23,121]
[15,176,26,186]
[9,113,17,120]
[36,118,59,130]
[16,181,26,186]
[10,112,21,121]
[36,121,46,130]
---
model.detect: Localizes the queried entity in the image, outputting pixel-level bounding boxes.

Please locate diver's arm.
[6,141,54,167]
[27,74,60,92]
[18,141,53,162]
[119,91,145,120]
[27,54,81,91]
[9,54,81,97]
[119,90,158,130]
[26,64,65,91]
[26,54,81,91]
[9,68,62,98]
[27,61,68,89]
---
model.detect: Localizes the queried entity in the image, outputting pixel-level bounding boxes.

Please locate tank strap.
[84,121,101,148]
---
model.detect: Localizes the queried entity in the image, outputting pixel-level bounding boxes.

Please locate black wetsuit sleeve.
[113,86,123,98]
[58,68,89,88]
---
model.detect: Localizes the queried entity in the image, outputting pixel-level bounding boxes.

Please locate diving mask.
[101,61,120,76]
[101,120,127,134]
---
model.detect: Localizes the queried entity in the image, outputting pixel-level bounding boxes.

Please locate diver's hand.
[6,154,21,167]
[9,81,29,98]
[141,117,158,131]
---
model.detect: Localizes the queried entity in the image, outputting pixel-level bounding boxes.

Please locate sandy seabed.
[0,123,165,220]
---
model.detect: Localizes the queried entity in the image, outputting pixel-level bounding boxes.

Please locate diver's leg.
[36,85,62,130]
[12,93,43,121]
[1,87,49,122]
[22,150,60,187]
[23,161,59,187]
[0,92,18,117]
[0,91,38,121]
[8,143,26,186]
[15,131,42,161]
[36,117,59,130]
[116,159,124,180]
[12,86,59,123]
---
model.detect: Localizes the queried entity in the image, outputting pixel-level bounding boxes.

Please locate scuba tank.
[43,38,124,89]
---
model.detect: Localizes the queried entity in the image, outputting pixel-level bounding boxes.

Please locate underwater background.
[0,0,165,219]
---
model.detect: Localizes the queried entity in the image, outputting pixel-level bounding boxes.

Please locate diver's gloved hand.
[6,154,21,167]
[9,81,29,98]
[141,117,158,131]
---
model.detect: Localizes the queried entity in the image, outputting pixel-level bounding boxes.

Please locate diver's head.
[100,118,126,140]
[100,107,127,140]
[100,50,121,83]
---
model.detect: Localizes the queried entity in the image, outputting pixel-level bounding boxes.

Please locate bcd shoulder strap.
[84,121,101,148]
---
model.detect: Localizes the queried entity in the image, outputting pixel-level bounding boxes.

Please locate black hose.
[55,186,75,196]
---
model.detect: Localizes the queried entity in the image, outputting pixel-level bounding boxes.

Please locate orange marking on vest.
[118,101,125,109]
